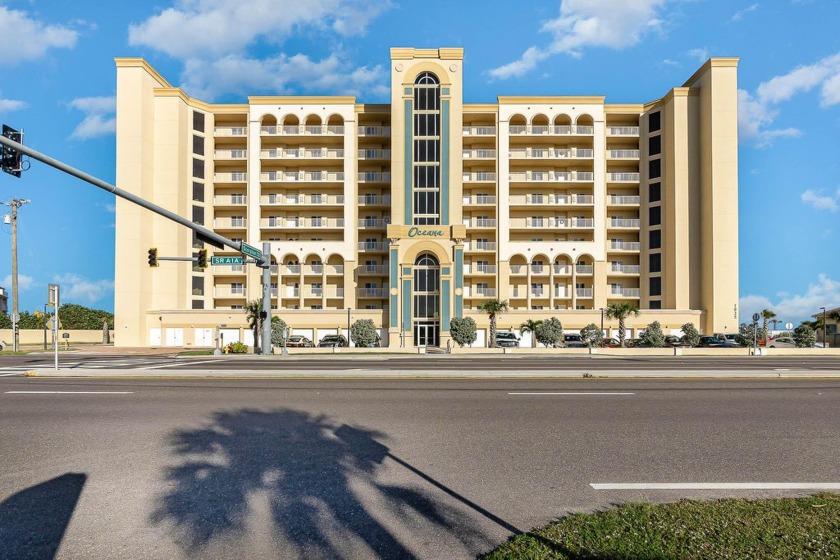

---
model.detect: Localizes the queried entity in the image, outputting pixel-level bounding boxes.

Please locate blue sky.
[1,0,839,325]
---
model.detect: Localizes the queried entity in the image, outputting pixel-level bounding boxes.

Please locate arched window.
[413,72,441,225]
[413,253,440,346]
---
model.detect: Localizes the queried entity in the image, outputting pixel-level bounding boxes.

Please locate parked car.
[602,338,621,348]
[318,334,348,347]
[285,335,313,348]
[716,333,743,345]
[697,336,738,348]
[664,335,687,347]
[563,334,586,348]
[495,331,520,348]
[768,336,796,348]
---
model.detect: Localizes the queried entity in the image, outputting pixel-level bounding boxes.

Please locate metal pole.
[43,304,47,350]
[54,302,59,371]
[260,242,272,355]
[0,135,264,266]
[7,198,29,352]
[822,307,827,349]
[347,307,351,347]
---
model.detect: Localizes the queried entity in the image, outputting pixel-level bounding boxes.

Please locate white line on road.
[509,392,635,395]
[591,483,840,490]
[0,372,23,376]
[5,391,135,394]
[144,359,219,369]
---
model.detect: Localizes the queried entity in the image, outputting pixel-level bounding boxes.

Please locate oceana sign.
[407,227,445,238]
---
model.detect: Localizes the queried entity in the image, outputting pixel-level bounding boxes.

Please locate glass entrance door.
[413,321,439,347]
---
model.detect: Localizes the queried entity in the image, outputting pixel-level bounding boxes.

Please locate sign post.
[752,312,760,356]
[49,283,60,370]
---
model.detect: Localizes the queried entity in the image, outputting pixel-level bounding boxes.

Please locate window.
[413,72,442,226]
[193,111,205,132]
[650,253,661,273]
[649,206,661,226]
[649,300,661,309]
[231,282,244,295]
[192,135,204,156]
[650,277,662,296]
[414,254,440,319]
[192,182,204,202]
[231,216,245,227]
[650,230,661,249]
[192,300,204,309]
[192,206,204,226]
[649,159,661,179]
[231,193,244,204]
[649,182,661,203]
[649,111,660,132]
[192,158,204,179]
[649,135,661,156]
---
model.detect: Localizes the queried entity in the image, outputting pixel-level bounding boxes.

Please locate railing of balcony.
[609,240,641,251]
[358,218,391,228]
[304,265,324,275]
[510,194,594,205]
[611,264,641,274]
[214,126,247,136]
[464,195,496,205]
[609,195,641,205]
[360,264,389,274]
[358,195,391,205]
[466,218,496,228]
[509,147,594,159]
[608,149,640,158]
[463,172,497,182]
[553,265,571,274]
[213,218,247,228]
[511,217,594,228]
[608,172,641,182]
[263,218,345,228]
[472,264,497,274]
[358,172,391,182]
[462,149,497,159]
[358,241,389,251]
[607,126,640,135]
[262,125,345,135]
[261,148,344,159]
[576,264,594,274]
[358,148,391,159]
[214,149,247,159]
[358,288,388,297]
[610,218,641,228]
[214,172,247,182]
[473,287,497,297]
[576,288,594,297]
[261,171,344,182]
[509,171,594,182]
[213,195,247,205]
[358,126,391,136]
[509,125,594,135]
[611,288,641,298]
[462,125,497,136]
[471,241,497,251]
[263,194,345,205]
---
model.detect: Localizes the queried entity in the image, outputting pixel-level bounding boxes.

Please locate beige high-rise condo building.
[114,47,739,348]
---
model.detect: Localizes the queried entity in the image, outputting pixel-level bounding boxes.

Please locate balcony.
[576,288,594,298]
[509,217,594,229]
[358,171,391,183]
[611,287,641,298]
[213,195,247,206]
[509,147,594,159]
[263,194,345,206]
[607,172,640,182]
[358,126,391,136]
[553,264,571,275]
[358,195,391,206]
[509,171,594,183]
[358,241,389,252]
[358,287,388,298]
[463,195,496,205]
[358,148,391,159]
[465,264,496,274]
[281,288,301,298]
[509,265,527,275]
[359,264,389,275]
[214,287,246,298]
[214,126,247,137]
[554,287,571,298]
[509,125,594,135]
[608,149,640,159]
[462,149,497,159]
[261,171,344,183]
[357,218,390,229]
[609,218,641,228]
[465,241,497,251]
[509,194,593,206]
[530,265,548,275]
[610,264,641,274]
[607,126,640,136]
[576,264,594,275]
[212,265,245,275]
[214,172,247,184]
[214,149,247,160]
[463,172,496,183]
[609,195,641,205]
[467,287,496,297]
[304,265,324,275]
[462,125,496,136]
[284,264,302,274]
[609,240,641,251]
[213,217,246,229]
[261,125,344,135]
[262,217,345,229]
[261,148,344,159]
[326,288,345,298]
[464,218,496,228]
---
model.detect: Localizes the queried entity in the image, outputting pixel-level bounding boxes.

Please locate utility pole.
[6,198,30,352]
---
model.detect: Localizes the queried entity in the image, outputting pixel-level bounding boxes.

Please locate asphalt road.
[1,376,839,559]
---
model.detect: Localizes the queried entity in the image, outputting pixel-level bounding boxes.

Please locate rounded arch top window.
[415,72,440,85]
[415,254,439,268]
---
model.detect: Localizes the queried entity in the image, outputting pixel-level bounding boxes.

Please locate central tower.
[387,48,466,348]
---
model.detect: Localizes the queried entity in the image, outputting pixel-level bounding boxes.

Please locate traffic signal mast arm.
[0,134,266,266]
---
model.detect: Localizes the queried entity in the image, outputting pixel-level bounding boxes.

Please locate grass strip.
[481,493,840,559]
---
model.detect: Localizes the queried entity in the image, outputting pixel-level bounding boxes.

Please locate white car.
[769,337,796,348]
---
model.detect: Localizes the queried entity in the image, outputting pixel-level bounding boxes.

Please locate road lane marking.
[0,372,23,376]
[509,392,635,395]
[591,483,840,490]
[144,359,218,369]
[5,391,134,394]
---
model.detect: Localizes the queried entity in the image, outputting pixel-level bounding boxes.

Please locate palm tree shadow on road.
[151,408,498,559]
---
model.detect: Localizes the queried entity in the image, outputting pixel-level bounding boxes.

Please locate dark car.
[697,336,738,348]
[664,335,686,347]
[563,334,586,348]
[285,335,313,348]
[318,334,348,347]
[495,332,520,348]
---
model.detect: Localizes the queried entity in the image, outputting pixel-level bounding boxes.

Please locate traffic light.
[197,248,208,269]
[147,248,158,267]
[1,125,23,178]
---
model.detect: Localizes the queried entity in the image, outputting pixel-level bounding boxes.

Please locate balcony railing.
[214,172,247,182]
[358,241,389,251]
[465,218,496,228]
[510,217,594,229]
[508,171,594,182]
[261,148,344,159]
[462,149,497,159]
[610,218,641,228]
[466,264,496,274]
[608,172,640,182]
[358,126,391,136]
[358,288,388,298]
[358,218,390,228]
[261,125,345,135]
[611,287,641,298]
[464,195,496,205]
[609,195,641,205]
[213,195,246,205]
[261,171,344,182]
[214,149,247,159]
[554,288,571,298]
[576,264,594,275]
[358,195,391,205]
[214,287,247,298]
[607,126,640,136]
[262,218,345,229]
[304,265,324,275]
[462,125,496,136]
[471,287,496,297]
[468,241,497,251]
[213,218,246,229]
[611,264,641,274]
[214,126,247,136]
[608,149,640,158]
[576,288,594,298]
[358,171,391,182]
[553,265,571,275]
[509,125,594,135]
[463,172,496,182]
[358,148,391,159]
[359,264,389,274]
[509,147,594,159]
[609,240,641,251]
[509,194,593,206]
[263,194,345,205]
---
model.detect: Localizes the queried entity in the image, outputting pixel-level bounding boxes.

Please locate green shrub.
[225,341,248,354]
[536,317,563,348]
[350,319,379,347]
[270,316,287,347]
[793,324,816,348]
[681,322,700,347]
[640,321,666,347]
[580,323,604,348]
[450,316,477,347]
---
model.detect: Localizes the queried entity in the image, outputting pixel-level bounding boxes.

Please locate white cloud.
[488,0,671,79]
[0,98,27,112]
[52,273,114,304]
[688,47,709,62]
[731,3,759,21]
[127,0,390,100]
[801,189,840,212]
[739,52,840,146]
[0,6,79,65]
[1,274,35,292]
[740,274,840,325]
[68,96,116,140]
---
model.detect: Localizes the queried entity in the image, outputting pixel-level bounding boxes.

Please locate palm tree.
[477,299,509,348]
[605,302,640,347]
[245,298,263,352]
[761,309,776,345]
[519,319,543,348]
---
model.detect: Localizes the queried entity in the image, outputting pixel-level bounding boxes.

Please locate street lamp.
[347,307,351,347]
[599,307,605,336]
[820,307,827,348]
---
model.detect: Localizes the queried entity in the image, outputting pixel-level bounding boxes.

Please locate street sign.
[210,256,244,265]
[48,283,60,307]
[785,322,793,330]
[752,313,760,323]
[46,317,62,330]
[240,242,262,259]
